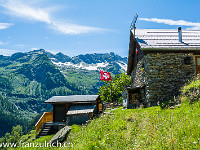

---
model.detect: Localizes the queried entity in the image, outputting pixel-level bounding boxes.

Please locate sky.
[0,0,200,57]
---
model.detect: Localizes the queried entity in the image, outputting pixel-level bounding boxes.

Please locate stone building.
[126,28,200,108]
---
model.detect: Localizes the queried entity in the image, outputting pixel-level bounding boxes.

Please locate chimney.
[178,27,182,43]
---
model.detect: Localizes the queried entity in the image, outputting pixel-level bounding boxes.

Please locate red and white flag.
[100,70,111,81]
[136,45,138,54]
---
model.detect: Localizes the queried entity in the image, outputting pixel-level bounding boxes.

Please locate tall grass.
[12,102,200,149]
[64,103,200,149]
[182,75,200,103]
[9,131,54,150]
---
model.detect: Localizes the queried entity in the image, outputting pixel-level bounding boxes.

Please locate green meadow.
[9,101,199,150]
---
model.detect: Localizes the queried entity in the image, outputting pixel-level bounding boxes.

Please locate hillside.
[66,104,200,149]
[0,52,79,137]
[0,49,127,137]
[0,49,127,96]
[7,102,200,150]
[2,74,200,149]
[0,49,128,97]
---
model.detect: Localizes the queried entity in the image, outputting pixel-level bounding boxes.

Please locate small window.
[197,58,200,65]
[184,56,192,65]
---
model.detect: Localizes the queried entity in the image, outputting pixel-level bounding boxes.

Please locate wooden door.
[53,104,66,122]
[195,56,200,75]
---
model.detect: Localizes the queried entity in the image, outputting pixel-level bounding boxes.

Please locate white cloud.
[0,49,17,56]
[16,44,24,47]
[139,18,200,29]
[0,0,104,34]
[0,41,8,45]
[0,23,13,29]
[0,0,51,23]
[186,26,200,30]
[51,22,104,35]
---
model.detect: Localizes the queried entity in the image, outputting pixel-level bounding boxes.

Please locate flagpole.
[99,70,112,102]
[98,70,101,90]
[110,80,113,103]
[99,74,101,90]
[107,73,112,103]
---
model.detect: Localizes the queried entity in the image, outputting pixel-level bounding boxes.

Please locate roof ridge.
[135,29,200,31]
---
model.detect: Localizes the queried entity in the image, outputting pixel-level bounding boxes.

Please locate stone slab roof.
[132,29,200,49]
[45,95,99,103]
[67,104,96,115]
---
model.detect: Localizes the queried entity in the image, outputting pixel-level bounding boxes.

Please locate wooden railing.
[35,112,53,136]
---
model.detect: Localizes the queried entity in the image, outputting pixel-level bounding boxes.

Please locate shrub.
[181,75,200,103]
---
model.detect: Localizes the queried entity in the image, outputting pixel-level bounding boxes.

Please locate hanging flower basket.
[141,68,145,73]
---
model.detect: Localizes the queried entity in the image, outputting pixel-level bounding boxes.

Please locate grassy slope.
[66,104,200,150]
[9,131,54,150]
[14,102,200,150]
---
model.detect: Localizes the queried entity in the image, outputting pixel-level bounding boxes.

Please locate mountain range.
[30,49,127,72]
[0,49,128,137]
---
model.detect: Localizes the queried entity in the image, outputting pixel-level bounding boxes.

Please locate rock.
[48,126,71,144]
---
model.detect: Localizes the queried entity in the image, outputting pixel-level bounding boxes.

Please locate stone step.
[42,126,51,129]
[44,122,54,125]
[37,123,54,138]
[45,121,53,123]
[42,128,51,131]
[44,124,54,127]
[37,122,67,138]
[40,130,50,133]
[38,132,48,135]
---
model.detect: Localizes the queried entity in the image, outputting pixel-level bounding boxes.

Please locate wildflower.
[193,141,197,144]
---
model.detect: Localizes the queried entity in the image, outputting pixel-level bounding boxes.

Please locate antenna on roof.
[130,14,138,30]
[130,14,138,42]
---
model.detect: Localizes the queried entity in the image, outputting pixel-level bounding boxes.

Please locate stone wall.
[131,58,146,88]
[129,58,147,108]
[144,53,195,105]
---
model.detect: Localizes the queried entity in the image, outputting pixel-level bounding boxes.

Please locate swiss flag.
[100,70,111,81]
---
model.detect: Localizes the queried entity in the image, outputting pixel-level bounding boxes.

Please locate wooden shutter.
[195,56,200,75]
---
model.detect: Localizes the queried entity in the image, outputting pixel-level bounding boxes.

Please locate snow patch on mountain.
[116,61,127,71]
[52,60,110,70]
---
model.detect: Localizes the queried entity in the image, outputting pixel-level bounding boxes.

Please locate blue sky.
[0,0,200,57]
